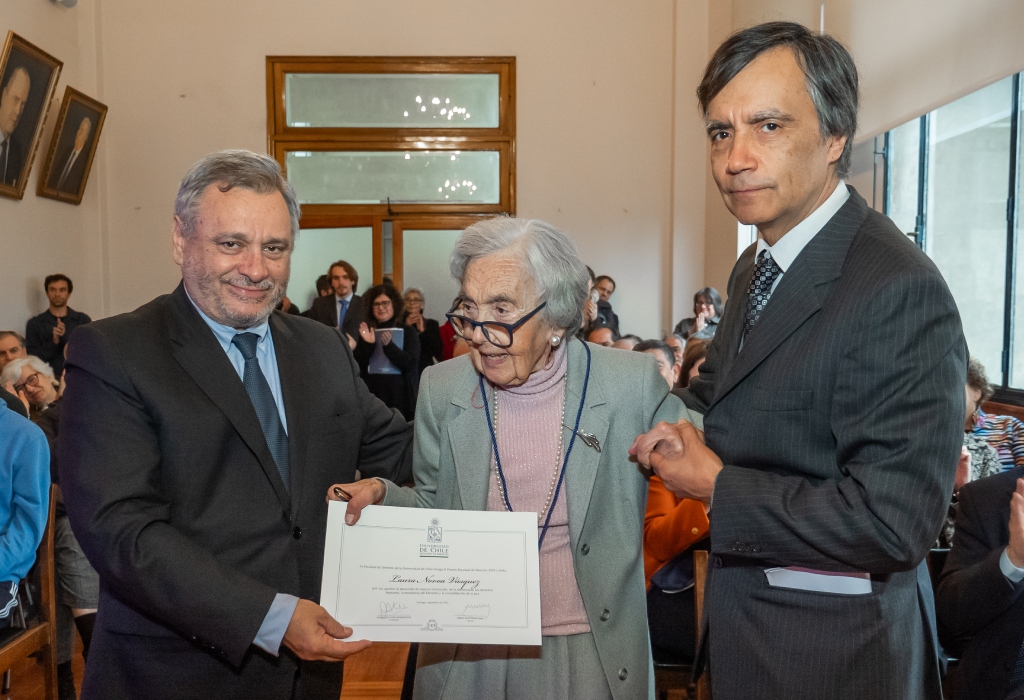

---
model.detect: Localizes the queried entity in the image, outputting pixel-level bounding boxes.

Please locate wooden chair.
[0,487,58,699]
[693,550,710,700]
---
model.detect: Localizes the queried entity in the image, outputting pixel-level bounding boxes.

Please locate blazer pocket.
[751,388,813,411]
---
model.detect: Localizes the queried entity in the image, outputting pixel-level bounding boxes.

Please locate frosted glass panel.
[287,150,500,205]
[887,119,920,235]
[289,227,374,312]
[402,229,463,321]
[285,73,500,128]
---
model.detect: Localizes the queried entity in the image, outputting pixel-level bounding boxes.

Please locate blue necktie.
[742,249,783,342]
[231,333,290,491]
[338,298,349,329]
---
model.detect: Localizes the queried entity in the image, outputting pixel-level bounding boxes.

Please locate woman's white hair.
[450,218,590,331]
[1,355,57,389]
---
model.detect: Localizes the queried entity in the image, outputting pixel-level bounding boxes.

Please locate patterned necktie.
[338,298,349,329]
[742,249,783,342]
[1007,641,1024,698]
[231,333,290,491]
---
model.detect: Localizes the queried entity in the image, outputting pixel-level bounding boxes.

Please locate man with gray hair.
[60,149,413,699]
[0,330,28,370]
[631,21,966,700]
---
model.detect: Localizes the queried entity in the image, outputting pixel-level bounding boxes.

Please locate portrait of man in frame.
[38,87,107,205]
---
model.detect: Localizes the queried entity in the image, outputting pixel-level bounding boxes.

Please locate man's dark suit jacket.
[47,145,89,193]
[937,467,1024,700]
[59,283,413,700]
[683,188,966,700]
[306,293,363,340]
[0,135,23,186]
[25,307,92,377]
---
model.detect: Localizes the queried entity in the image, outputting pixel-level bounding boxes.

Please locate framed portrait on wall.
[38,87,107,204]
[0,32,63,200]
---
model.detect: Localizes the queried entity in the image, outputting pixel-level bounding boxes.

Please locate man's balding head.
[0,67,31,138]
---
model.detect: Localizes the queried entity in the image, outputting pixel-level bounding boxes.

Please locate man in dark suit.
[0,66,30,187]
[305,260,363,344]
[59,150,413,699]
[937,468,1024,700]
[47,116,92,194]
[631,22,966,700]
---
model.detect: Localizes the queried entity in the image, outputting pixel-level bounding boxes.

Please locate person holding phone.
[354,284,421,419]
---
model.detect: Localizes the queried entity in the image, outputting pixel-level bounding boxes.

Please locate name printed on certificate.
[320,503,542,646]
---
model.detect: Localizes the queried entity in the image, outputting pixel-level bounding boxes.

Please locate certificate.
[320,503,542,645]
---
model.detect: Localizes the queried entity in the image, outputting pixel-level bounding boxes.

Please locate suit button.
[600,609,610,621]
[713,556,723,569]
[618,668,628,681]
[752,545,762,553]
[293,527,303,540]
[691,527,699,535]
[580,543,590,555]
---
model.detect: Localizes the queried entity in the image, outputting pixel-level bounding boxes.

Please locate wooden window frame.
[267,56,516,219]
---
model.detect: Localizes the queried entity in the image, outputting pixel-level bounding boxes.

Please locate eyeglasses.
[372,300,393,309]
[446,301,547,349]
[13,372,42,394]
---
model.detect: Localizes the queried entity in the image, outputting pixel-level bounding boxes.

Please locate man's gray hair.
[697,21,859,178]
[0,355,56,388]
[0,330,25,347]
[450,218,590,332]
[174,150,301,237]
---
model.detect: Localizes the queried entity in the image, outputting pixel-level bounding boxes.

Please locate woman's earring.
[551,336,561,346]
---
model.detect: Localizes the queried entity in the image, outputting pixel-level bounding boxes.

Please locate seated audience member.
[0,330,28,369]
[579,266,600,339]
[1,356,60,418]
[664,333,685,370]
[673,287,722,340]
[300,274,333,319]
[967,358,1024,471]
[634,339,679,389]
[635,338,709,663]
[1,386,28,418]
[275,296,301,315]
[353,284,420,420]
[593,275,620,336]
[25,274,91,377]
[680,337,710,388]
[0,398,50,633]
[33,386,100,699]
[936,467,1024,700]
[586,325,615,347]
[306,260,363,343]
[611,334,642,350]
[402,287,443,372]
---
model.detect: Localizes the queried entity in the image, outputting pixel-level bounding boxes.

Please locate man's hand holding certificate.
[320,502,542,645]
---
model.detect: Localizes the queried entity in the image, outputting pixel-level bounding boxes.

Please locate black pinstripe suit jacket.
[684,188,967,700]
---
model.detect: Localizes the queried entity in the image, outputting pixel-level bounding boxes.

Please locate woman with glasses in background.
[1,356,60,417]
[353,283,421,420]
[332,218,694,700]
[403,287,444,374]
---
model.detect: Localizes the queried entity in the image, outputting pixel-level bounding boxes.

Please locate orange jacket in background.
[643,475,710,590]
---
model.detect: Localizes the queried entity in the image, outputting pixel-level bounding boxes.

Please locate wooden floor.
[1,637,410,700]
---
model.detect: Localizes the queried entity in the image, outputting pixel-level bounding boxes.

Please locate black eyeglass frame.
[445,301,548,349]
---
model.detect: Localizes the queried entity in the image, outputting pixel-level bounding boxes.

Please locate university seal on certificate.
[320,503,542,645]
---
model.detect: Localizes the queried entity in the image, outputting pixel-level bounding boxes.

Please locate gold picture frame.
[37,86,107,205]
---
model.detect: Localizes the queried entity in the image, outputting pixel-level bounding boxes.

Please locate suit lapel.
[167,284,291,513]
[272,314,309,519]
[709,189,868,410]
[562,339,608,550]
[447,369,492,511]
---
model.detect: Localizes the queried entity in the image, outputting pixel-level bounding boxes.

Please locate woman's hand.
[954,447,972,492]
[327,478,387,525]
[346,333,357,350]
[693,311,707,333]
[4,381,30,415]
[358,322,375,344]
[406,311,425,333]
[379,330,393,346]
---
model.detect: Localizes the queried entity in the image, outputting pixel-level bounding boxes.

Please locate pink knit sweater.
[486,342,591,636]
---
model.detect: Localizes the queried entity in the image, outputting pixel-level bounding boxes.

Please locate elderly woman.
[1,355,60,417]
[333,218,688,700]
[403,287,444,373]
[673,287,723,340]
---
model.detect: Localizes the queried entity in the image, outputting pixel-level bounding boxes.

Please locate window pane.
[926,77,1013,380]
[402,229,463,321]
[887,119,920,235]
[290,228,373,311]
[286,150,501,205]
[285,73,500,128]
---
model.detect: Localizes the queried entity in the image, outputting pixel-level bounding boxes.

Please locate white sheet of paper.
[320,503,542,645]
[764,567,872,595]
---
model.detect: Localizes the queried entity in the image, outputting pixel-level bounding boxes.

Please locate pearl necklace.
[490,376,568,524]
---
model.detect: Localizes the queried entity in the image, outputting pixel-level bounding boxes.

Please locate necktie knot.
[231,332,260,361]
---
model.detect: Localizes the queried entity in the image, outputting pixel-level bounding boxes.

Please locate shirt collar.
[336,292,353,303]
[755,181,850,272]
[184,287,270,347]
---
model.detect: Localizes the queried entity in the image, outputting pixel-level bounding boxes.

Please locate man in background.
[634,339,679,390]
[60,150,412,699]
[0,331,28,369]
[306,261,363,344]
[25,275,91,377]
[0,66,30,187]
